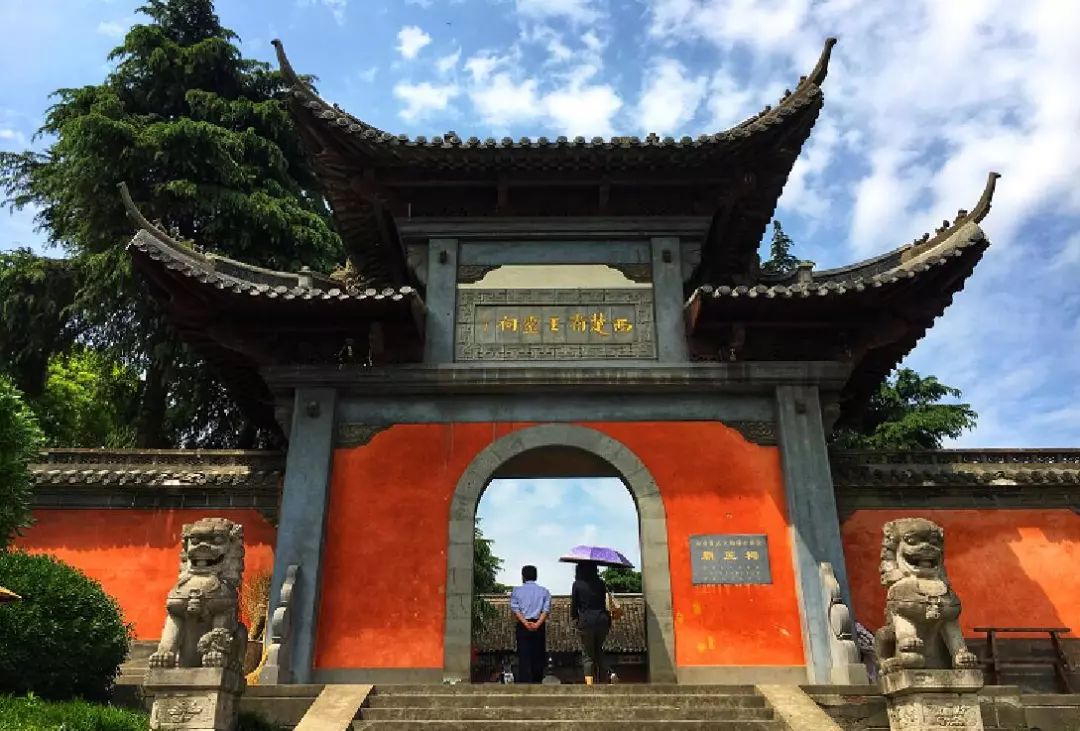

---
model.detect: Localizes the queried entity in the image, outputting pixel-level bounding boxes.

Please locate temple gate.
[106,36,1010,686]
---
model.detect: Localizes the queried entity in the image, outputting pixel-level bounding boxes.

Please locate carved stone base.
[881,669,984,731]
[146,667,244,731]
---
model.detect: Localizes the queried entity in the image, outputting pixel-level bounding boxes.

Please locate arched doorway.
[443,424,676,683]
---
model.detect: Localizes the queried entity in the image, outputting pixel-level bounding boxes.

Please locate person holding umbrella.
[561,545,632,685]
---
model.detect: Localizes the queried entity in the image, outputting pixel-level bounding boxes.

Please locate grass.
[0,695,279,731]
[0,694,147,731]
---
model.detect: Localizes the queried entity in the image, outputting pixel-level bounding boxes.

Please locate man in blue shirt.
[509,565,551,683]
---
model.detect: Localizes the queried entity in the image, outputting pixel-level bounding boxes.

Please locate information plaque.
[689,534,772,585]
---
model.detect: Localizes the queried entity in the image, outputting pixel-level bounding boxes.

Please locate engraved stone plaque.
[689,534,772,585]
[455,288,656,361]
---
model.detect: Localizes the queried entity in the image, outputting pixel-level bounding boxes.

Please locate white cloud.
[470,73,541,127]
[464,53,502,83]
[436,48,461,75]
[544,79,622,137]
[393,81,459,121]
[636,58,706,135]
[356,66,378,84]
[515,0,602,25]
[299,0,348,26]
[96,20,127,38]
[396,25,433,60]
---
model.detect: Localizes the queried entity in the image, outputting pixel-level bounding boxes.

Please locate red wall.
[315,422,804,670]
[17,509,276,639]
[842,509,1080,635]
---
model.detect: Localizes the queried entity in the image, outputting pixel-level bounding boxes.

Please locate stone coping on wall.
[831,449,1080,517]
[28,447,1080,518]
[28,448,285,517]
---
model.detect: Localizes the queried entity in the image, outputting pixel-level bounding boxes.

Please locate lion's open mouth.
[902,551,940,570]
[190,554,224,569]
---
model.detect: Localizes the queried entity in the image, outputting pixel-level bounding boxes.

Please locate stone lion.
[148,518,248,669]
[873,517,980,675]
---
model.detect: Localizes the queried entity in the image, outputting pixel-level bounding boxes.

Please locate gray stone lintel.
[458,239,651,265]
[269,387,337,684]
[262,361,852,398]
[775,385,851,685]
[397,216,711,241]
[443,423,677,684]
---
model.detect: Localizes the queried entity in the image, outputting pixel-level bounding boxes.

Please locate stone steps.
[365,693,766,709]
[361,706,776,721]
[352,685,782,730]
[352,722,782,730]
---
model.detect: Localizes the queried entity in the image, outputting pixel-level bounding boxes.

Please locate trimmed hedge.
[0,552,132,700]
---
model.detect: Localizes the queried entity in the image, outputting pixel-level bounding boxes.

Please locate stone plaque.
[455,288,656,361]
[690,534,772,585]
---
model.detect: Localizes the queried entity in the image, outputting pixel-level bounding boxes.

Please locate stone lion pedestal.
[881,669,985,731]
[144,518,247,731]
[872,518,985,731]
[146,667,244,731]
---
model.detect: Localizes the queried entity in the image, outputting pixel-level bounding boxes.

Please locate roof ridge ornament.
[271,38,304,91]
[117,182,202,257]
[971,171,1001,223]
[808,37,838,87]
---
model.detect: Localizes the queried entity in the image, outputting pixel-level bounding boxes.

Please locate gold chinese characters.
[487,312,634,336]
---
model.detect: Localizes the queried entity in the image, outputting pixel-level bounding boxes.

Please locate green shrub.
[0,694,147,731]
[0,375,44,549]
[0,552,132,700]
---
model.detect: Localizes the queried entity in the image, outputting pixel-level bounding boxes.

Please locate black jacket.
[571,577,610,631]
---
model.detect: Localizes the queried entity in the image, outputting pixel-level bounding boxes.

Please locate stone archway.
[443,424,677,683]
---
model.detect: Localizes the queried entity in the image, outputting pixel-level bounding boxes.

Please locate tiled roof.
[127,227,418,305]
[272,39,834,163]
[473,595,646,654]
[272,38,836,287]
[692,172,998,301]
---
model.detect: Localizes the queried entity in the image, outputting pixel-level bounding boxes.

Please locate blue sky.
[478,478,639,590]
[2,1,1078,581]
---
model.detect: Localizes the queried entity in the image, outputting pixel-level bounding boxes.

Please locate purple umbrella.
[558,545,634,568]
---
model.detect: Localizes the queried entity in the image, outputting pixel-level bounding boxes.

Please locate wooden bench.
[974,626,1074,693]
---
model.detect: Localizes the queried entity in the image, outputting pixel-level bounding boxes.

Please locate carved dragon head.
[180,518,244,586]
[880,517,946,585]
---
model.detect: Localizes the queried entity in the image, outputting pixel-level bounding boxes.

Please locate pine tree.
[0,0,343,447]
[761,220,800,275]
[831,368,978,450]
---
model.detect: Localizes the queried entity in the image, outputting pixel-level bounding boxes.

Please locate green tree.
[474,521,508,594]
[601,566,642,593]
[473,520,508,632]
[33,348,140,448]
[0,0,343,448]
[832,368,978,450]
[0,376,45,549]
[761,219,801,275]
[0,249,80,399]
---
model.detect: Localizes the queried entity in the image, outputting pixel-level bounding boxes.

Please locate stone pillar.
[650,236,690,362]
[424,238,458,363]
[776,384,852,684]
[267,387,337,683]
[882,670,985,731]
